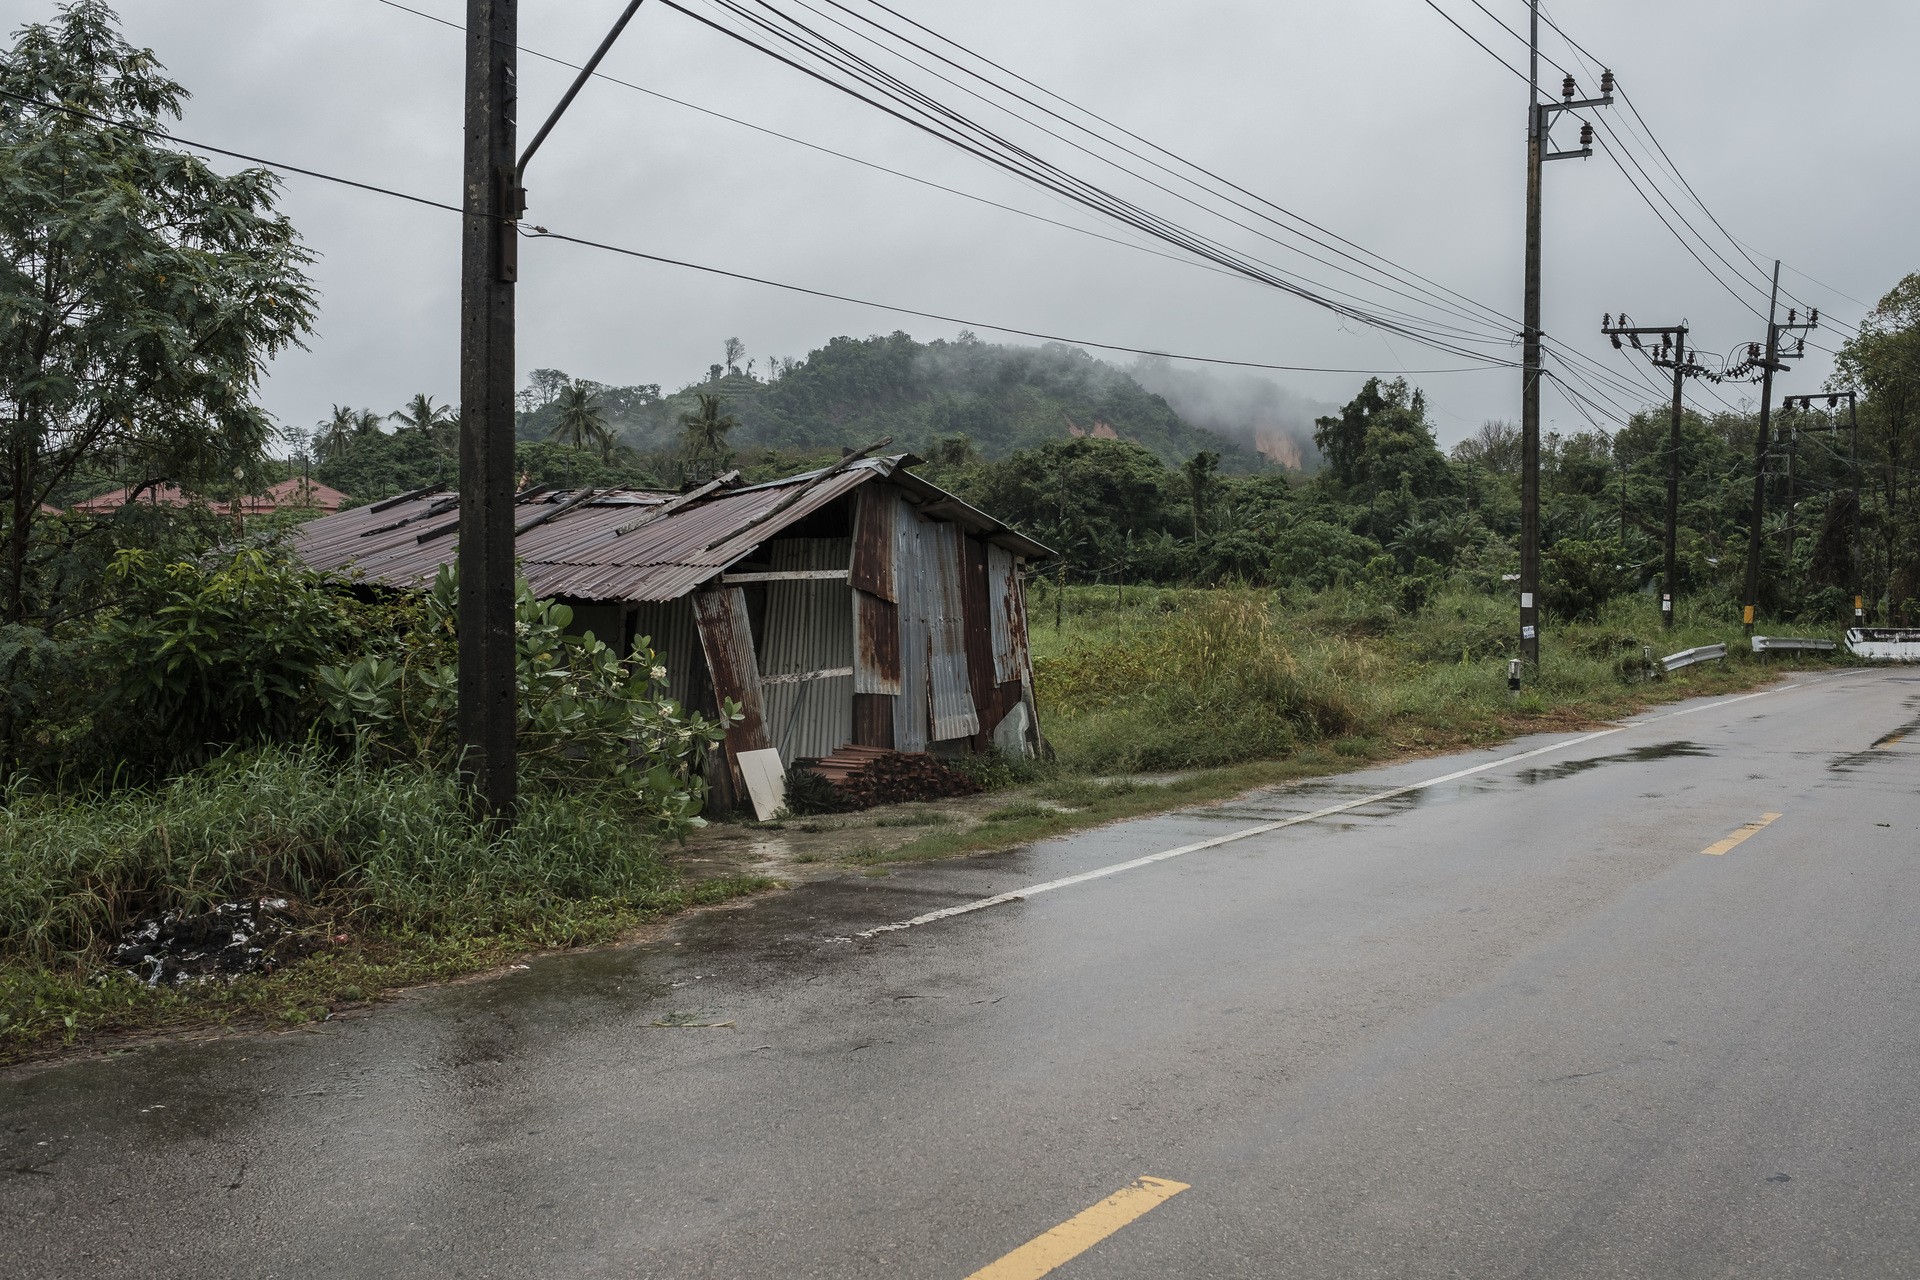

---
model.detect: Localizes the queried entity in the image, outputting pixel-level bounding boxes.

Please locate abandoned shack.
[293,454,1051,810]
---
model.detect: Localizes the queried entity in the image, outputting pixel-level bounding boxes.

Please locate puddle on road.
[1197,781,1427,824]
[1513,740,1713,785]
[1829,715,1920,772]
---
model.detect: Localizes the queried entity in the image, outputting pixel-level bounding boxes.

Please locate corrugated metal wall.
[892,495,931,752]
[759,537,854,761]
[925,520,980,742]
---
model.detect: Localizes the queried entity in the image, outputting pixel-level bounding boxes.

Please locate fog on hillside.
[1128,357,1332,472]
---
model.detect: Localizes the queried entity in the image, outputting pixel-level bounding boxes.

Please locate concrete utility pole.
[1739,261,1818,634]
[1518,0,1611,668]
[458,0,648,820]
[1603,316,1718,629]
[459,0,520,819]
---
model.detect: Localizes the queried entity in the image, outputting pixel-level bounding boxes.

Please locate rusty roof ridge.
[610,469,742,539]
[359,493,460,538]
[700,437,892,553]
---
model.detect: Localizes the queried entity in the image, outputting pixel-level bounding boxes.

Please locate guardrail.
[1661,642,1727,674]
[1847,628,1920,662]
[1751,635,1837,654]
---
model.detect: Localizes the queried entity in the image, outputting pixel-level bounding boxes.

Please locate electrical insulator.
[1602,313,1612,327]
[1749,343,1761,360]
[1787,308,1797,324]
[1810,308,1819,324]
[1562,74,1576,100]
[1579,122,1593,146]
[1610,334,1621,349]
[1600,69,1614,94]
[1828,394,1839,409]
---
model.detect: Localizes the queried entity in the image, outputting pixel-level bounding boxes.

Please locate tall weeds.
[0,748,679,964]
[1037,590,1361,771]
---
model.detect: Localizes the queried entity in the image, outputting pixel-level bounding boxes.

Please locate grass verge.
[1,748,773,1067]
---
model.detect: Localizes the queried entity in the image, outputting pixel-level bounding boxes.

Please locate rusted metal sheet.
[850,693,895,749]
[986,544,1024,685]
[853,589,901,695]
[958,533,1000,748]
[293,460,889,604]
[850,482,899,601]
[757,538,853,762]
[892,504,931,753]
[925,520,979,742]
[692,588,769,780]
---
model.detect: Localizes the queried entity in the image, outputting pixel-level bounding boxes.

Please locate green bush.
[1544,537,1634,622]
[318,565,736,837]
[0,747,683,965]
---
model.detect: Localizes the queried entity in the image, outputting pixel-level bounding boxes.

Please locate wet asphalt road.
[5,668,1920,1279]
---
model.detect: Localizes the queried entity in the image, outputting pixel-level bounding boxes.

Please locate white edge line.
[849,684,1791,941]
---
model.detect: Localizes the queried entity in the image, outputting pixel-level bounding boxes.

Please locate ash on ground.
[109,898,313,987]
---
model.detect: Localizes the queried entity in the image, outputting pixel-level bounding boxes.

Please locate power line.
[1419,0,1527,81]
[659,0,1518,360]
[851,0,1537,340]
[0,86,1503,378]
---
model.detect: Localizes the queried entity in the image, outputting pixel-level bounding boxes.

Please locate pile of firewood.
[790,746,982,811]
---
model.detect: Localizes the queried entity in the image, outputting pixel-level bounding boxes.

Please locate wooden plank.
[851,693,896,750]
[692,587,770,800]
[718,569,851,584]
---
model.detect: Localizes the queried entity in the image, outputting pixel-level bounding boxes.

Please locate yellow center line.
[964,1176,1190,1280]
[1702,812,1784,856]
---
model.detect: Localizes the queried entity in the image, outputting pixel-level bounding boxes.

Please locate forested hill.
[523,332,1320,471]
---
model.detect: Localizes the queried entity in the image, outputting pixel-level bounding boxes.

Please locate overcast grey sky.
[68,0,1920,446]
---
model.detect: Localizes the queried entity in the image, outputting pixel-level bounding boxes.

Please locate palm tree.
[315,405,382,460]
[548,384,613,461]
[390,393,458,454]
[678,392,738,480]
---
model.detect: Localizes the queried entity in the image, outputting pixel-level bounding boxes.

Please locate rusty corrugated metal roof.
[293,456,1051,603]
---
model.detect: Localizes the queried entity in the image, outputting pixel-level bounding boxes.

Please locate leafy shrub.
[317,566,735,837]
[1271,519,1383,591]
[1544,537,1633,622]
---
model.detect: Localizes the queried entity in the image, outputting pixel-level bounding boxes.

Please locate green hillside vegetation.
[515,331,1275,471]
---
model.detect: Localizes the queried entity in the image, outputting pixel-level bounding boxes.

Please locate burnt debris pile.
[109,898,314,987]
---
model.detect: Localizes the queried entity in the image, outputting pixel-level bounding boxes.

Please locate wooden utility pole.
[458,0,520,819]
[1518,0,1611,669]
[1519,0,1543,667]
[456,0,648,821]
